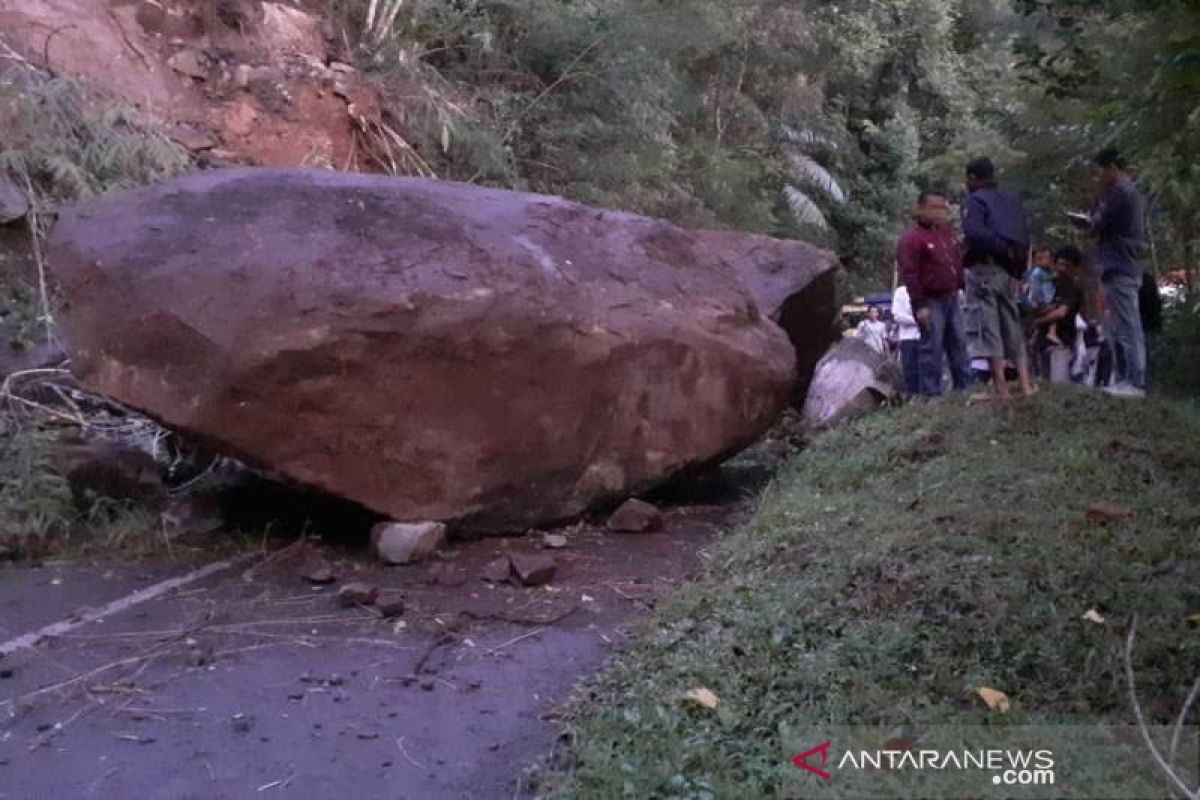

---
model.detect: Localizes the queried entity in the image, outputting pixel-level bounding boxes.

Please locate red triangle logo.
[792,741,833,780]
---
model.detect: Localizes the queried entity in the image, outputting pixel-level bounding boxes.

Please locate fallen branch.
[1123,618,1200,800]
[395,735,427,770]
[459,602,580,628]
[485,627,546,656]
[17,171,57,346]
[412,631,457,675]
[0,641,176,710]
[26,702,92,751]
[1169,676,1200,783]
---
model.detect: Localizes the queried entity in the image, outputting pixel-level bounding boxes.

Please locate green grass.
[0,60,194,352]
[542,386,1200,798]
[0,421,163,560]
[1153,300,1200,398]
[0,66,192,203]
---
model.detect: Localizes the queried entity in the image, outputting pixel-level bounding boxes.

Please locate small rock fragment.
[187,644,215,667]
[233,63,253,89]
[231,713,254,733]
[509,553,556,586]
[301,560,336,585]
[167,49,208,80]
[375,590,406,618]
[371,521,447,565]
[542,533,568,549]
[426,563,467,587]
[337,582,379,607]
[1085,502,1133,524]
[169,125,218,152]
[480,557,514,584]
[606,498,663,533]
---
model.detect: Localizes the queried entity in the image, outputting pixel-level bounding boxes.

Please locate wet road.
[0,507,729,799]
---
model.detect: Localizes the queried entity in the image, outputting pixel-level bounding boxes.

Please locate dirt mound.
[0,0,398,170]
[47,168,829,531]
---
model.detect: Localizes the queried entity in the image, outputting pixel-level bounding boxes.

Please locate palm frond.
[780,124,838,152]
[786,152,845,204]
[783,184,830,229]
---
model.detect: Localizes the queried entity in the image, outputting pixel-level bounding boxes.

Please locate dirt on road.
[0,473,761,799]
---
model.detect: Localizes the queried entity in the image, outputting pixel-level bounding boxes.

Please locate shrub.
[0,63,192,203]
[1152,297,1200,397]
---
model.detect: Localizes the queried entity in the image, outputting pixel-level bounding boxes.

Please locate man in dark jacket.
[962,157,1036,398]
[1075,149,1148,397]
[896,189,969,396]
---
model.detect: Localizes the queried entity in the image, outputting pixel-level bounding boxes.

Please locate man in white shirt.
[856,306,889,358]
[891,285,921,394]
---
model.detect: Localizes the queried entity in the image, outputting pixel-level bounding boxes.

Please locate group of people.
[879,150,1150,400]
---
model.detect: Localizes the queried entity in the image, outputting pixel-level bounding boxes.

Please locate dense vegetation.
[334,0,1200,299]
[0,62,192,557]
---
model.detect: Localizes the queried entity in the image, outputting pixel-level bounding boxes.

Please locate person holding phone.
[1068,149,1148,397]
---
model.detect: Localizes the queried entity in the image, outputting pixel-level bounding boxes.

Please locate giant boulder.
[801,338,903,430]
[48,168,833,531]
[694,230,838,403]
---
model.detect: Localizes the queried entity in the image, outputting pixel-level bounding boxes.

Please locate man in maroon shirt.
[896,190,970,396]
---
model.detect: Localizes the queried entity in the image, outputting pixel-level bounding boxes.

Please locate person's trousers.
[899,339,921,394]
[970,264,1026,364]
[1046,345,1073,384]
[918,294,970,396]
[1103,272,1146,387]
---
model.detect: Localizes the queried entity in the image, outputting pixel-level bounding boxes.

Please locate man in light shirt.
[856,306,889,357]
[891,284,921,394]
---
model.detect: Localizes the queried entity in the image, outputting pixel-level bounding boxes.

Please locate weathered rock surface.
[480,557,514,584]
[375,590,406,617]
[509,553,557,587]
[370,521,447,565]
[696,230,839,403]
[606,498,663,533]
[299,559,336,585]
[336,582,378,607]
[0,174,29,224]
[542,532,568,549]
[49,168,832,530]
[801,338,903,430]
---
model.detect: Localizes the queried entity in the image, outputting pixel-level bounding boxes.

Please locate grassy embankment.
[546,386,1200,798]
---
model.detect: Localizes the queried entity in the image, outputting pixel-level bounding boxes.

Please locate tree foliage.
[335,0,1200,294]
